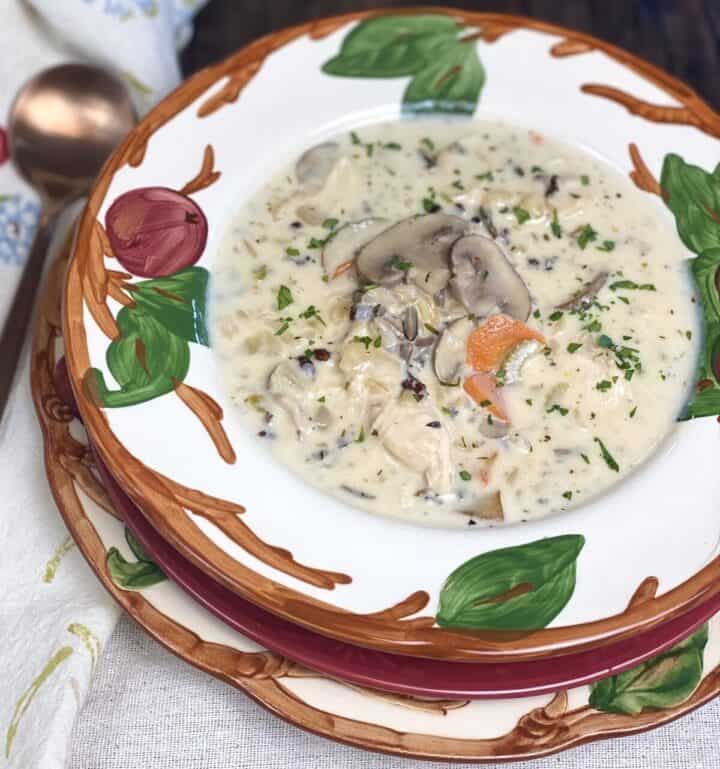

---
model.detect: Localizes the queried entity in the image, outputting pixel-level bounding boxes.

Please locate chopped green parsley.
[277,285,293,310]
[594,437,619,472]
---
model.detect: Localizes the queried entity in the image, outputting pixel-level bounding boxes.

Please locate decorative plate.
[36,242,720,761]
[64,8,720,661]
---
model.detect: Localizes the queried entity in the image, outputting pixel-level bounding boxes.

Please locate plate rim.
[62,6,720,661]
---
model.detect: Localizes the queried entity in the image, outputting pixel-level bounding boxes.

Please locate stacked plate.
[34,9,720,761]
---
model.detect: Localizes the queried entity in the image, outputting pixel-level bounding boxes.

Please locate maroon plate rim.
[95,449,720,700]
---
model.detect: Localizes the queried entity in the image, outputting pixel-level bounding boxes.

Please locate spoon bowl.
[0,63,135,422]
[8,63,135,202]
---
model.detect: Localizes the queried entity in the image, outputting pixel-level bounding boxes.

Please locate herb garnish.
[459,470,472,481]
[422,197,441,213]
[322,218,339,230]
[596,380,613,392]
[274,317,293,336]
[577,224,598,249]
[286,246,300,256]
[353,335,374,350]
[513,206,531,225]
[299,305,326,325]
[597,240,615,252]
[562,490,573,500]
[549,310,563,322]
[594,437,619,472]
[388,254,411,272]
[567,342,583,353]
[551,208,562,238]
[597,334,642,380]
[277,285,293,310]
[307,229,338,249]
[356,426,365,443]
[547,404,569,415]
[609,280,656,292]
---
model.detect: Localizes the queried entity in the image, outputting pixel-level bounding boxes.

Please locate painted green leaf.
[88,306,190,407]
[322,15,459,77]
[130,267,209,345]
[403,42,484,116]
[680,247,720,418]
[436,535,585,631]
[106,528,166,590]
[125,527,152,563]
[661,154,720,254]
[589,624,708,715]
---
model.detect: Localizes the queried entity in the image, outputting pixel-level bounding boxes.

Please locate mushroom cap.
[295,141,340,191]
[449,235,531,321]
[355,213,466,287]
[433,316,475,386]
[322,217,388,278]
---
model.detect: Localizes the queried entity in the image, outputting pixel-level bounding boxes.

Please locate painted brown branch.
[364,590,431,621]
[190,504,352,589]
[337,683,470,715]
[81,220,122,339]
[583,85,720,141]
[551,39,593,57]
[197,60,263,118]
[57,449,117,518]
[106,274,135,308]
[82,273,119,340]
[462,21,516,43]
[626,576,660,610]
[172,380,236,464]
[162,476,246,517]
[179,145,222,196]
[628,143,663,197]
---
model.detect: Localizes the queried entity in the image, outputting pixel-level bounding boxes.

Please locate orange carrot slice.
[466,314,545,373]
[463,372,507,420]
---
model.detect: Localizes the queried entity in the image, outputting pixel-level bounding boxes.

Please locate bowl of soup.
[64,9,720,661]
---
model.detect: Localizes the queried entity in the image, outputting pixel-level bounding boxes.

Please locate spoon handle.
[0,206,61,423]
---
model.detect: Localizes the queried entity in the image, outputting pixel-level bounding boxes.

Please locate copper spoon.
[0,63,135,421]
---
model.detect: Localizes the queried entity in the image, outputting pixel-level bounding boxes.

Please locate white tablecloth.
[69,616,720,769]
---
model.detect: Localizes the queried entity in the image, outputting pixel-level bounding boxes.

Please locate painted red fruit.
[0,127,8,166]
[105,187,208,277]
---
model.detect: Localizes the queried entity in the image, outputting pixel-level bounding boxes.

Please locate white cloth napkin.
[0,2,206,768]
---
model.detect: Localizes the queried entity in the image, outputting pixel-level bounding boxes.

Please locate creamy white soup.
[212,120,697,527]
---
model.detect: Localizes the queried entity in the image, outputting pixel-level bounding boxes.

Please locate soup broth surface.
[213,120,697,527]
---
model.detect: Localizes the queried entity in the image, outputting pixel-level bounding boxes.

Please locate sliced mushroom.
[556,271,608,311]
[322,217,388,279]
[460,491,504,521]
[449,235,531,321]
[433,316,474,386]
[295,142,340,191]
[355,213,466,287]
[402,306,419,341]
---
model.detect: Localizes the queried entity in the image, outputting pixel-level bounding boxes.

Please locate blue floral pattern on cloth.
[81,0,159,18]
[0,196,41,266]
[81,0,205,26]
